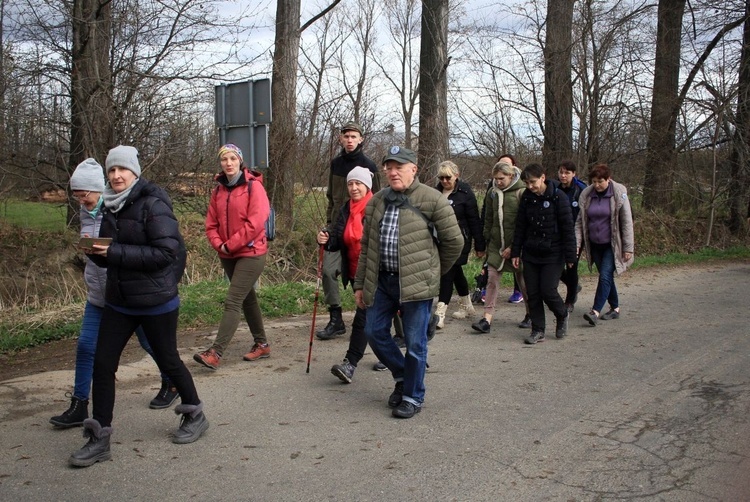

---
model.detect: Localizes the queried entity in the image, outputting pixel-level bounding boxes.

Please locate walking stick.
[306,244,325,373]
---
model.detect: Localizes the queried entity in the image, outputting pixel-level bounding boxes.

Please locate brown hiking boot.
[243,343,271,361]
[193,348,221,370]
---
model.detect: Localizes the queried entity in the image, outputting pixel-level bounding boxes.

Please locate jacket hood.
[128,178,174,210]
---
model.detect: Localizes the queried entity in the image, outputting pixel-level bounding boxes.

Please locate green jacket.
[354,179,464,305]
[483,176,525,272]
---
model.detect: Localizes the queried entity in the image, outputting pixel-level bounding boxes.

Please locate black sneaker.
[518,314,532,329]
[471,318,491,333]
[584,310,599,326]
[149,380,179,409]
[525,331,545,344]
[555,314,568,339]
[392,400,421,418]
[372,361,388,372]
[331,359,356,383]
[600,308,620,320]
[388,382,404,408]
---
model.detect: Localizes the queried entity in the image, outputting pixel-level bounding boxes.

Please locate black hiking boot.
[69,419,112,467]
[50,394,88,428]
[316,306,346,340]
[149,380,179,409]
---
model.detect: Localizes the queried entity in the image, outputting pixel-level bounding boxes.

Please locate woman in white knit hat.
[69,146,207,467]
[50,159,176,429]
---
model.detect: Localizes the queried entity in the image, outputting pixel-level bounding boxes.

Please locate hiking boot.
[149,380,179,409]
[518,314,532,329]
[243,342,271,361]
[392,400,421,419]
[555,314,569,339]
[451,295,475,319]
[193,348,221,370]
[50,394,88,428]
[471,317,491,334]
[525,331,545,344]
[584,310,599,326]
[372,361,388,371]
[434,302,448,329]
[331,359,356,383]
[69,419,112,467]
[388,381,404,408]
[508,289,524,303]
[316,306,346,340]
[600,308,620,321]
[172,403,209,444]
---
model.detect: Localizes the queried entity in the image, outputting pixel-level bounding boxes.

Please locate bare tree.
[728,2,750,232]
[418,0,450,178]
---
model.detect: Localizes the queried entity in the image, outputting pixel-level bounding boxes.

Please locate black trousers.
[522,261,567,332]
[438,263,470,304]
[559,259,580,304]
[92,305,199,427]
[344,307,368,366]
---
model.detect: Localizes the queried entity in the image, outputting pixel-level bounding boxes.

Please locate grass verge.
[0,247,747,354]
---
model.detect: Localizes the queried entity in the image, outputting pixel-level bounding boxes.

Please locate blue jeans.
[73,301,165,401]
[364,272,431,406]
[590,243,618,313]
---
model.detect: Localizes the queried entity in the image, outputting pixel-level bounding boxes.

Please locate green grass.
[0,199,68,231]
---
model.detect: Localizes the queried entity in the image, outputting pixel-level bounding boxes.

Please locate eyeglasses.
[73,191,92,199]
[438,176,453,181]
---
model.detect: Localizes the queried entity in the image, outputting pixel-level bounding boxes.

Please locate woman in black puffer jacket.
[433,161,486,328]
[69,146,207,468]
[510,163,577,345]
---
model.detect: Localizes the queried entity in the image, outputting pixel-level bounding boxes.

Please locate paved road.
[1,262,749,501]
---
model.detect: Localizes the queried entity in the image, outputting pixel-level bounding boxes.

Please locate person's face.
[108,167,137,193]
[73,190,101,210]
[558,167,574,187]
[438,172,457,191]
[591,177,610,192]
[339,130,363,153]
[220,152,242,177]
[494,172,513,189]
[347,180,368,201]
[524,174,546,195]
[383,160,417,192]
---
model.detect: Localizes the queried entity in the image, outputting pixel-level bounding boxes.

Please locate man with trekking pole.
[353,146,463,419]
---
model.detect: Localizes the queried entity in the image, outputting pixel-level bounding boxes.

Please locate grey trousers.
[322,249,342,307]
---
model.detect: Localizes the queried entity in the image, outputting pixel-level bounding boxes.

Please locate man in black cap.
[317,121,381,340]
[353,146,463,418]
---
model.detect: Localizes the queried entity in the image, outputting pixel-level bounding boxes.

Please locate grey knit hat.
[346,166,373,190]
[70,158,105,192]
[105,145,141,177]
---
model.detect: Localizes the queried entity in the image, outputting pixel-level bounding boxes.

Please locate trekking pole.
[306,244,325,373]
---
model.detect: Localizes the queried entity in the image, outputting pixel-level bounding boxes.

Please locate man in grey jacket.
[354,146,463,418]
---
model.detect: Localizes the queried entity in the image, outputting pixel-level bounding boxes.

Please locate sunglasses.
[438,176,453,181]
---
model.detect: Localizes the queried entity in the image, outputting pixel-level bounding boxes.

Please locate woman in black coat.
[433,161,486,328]
[69,145,207,468]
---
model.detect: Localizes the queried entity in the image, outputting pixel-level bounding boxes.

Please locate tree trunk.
[69,0,113,224]
[542,0,574,174]
[268,0,301,222]
[418,0,449,180]
[643,0,685,212]
[728,3,750,233]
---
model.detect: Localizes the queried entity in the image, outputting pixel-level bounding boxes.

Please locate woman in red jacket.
[194,144,271,370]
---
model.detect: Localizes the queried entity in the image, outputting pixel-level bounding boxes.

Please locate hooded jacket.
[93,178,186,308]
[327,145,380,227]
[354,178,464,305]
[483,170,525,272]
[434,179,485,265]
[206,168,270,258]
[575,179,635,275]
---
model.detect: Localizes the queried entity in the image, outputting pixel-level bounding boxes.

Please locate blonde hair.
[438,160,459,178]
[492,161,514,176]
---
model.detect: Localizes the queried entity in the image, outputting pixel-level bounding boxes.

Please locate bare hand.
[221,243,229,254]
[354,290,365,309]
[511,257,520,269]
[475,250,485,258]
[317,231,329,245]
[624,252,633,261]
[501,247,511,260]
[90,243,109,257]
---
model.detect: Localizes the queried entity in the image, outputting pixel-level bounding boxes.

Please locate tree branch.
[300,0,342,33]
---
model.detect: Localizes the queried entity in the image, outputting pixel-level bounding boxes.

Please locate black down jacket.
[434,179,485,265]
[92,178,186,308]
[511,179,576,265]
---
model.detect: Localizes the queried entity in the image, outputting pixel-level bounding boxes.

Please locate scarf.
[226,170,243,187]
[102,178,139,213]
[343,191,373,278]
[83,197,104,219]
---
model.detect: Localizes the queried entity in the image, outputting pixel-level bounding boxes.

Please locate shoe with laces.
[243,343,271,361]
[525,331,545,344]
[331,359,356,383]
[388,382,404,408]
[555,314,568,339]
[471,317,491,334]
[518,314,532,329]
[50,394,88,428]
[392,400,421,418]
[193,348,221,370]
[600,308,620,321]
[584,310,599,326]
[172,403,209,444]
[508,290,524,303]
[372,361,388,371]
[149,380,179,409]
